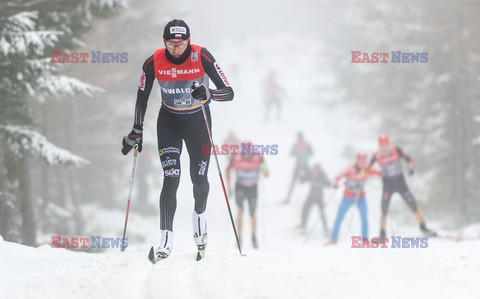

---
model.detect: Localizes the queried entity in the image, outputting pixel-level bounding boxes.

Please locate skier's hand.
[264,170,270,178]
[408,168,414,176]
[191,82,211,102]
[122,126,143,155]
[333,184,339,189]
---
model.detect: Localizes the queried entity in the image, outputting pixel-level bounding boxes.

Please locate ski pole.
[120,144,139,252]
[195,82,245,257]
[260,174,266,244]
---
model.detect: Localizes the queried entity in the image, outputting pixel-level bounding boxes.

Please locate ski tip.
[148,246,156,264]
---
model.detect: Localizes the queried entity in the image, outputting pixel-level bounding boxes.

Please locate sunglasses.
[165,39,190,49]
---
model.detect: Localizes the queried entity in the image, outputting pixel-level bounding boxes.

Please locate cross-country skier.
[223,130,240,151]
[283,132,313,204]
[121,19,234,260]
[325,153,380,245]
[226,141,269,249]
[370,134,436,238]
[297,163,332,235]
[263,70,285,121]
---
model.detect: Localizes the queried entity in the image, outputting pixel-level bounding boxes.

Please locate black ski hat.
[163,19,190,40]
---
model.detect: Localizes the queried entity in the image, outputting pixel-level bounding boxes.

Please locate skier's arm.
[366,167,382,178]
[134,55,155,128]
[200,48,234,102]
[260,156,269,177]
[122,55,155,155]
[396,146,414,173]
[333,166,349,186]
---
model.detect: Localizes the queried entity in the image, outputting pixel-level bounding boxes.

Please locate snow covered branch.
[0,125,90,167]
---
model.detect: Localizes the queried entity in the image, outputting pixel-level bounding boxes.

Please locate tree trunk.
[19,153,36,246]
[0,140,11,239]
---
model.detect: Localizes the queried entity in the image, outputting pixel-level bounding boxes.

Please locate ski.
[196,245,206,261]
[148,246,156,264]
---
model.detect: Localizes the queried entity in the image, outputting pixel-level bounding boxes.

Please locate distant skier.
[370,134,436,238]
[223,130,240,155]
[121,19,234,260]
[326,153,380,245]
[226,141,269,249]
[297,163,332,235]
[263,71,285,121]
[283,132,313,204]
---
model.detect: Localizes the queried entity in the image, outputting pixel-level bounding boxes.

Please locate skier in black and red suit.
[121,19,234,259]
[226,140,269,249]
[370,134,436,238]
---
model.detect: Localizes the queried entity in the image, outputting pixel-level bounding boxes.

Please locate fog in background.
[1,0,479,247]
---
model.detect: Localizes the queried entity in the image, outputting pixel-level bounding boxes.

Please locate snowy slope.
[1,223,480,299]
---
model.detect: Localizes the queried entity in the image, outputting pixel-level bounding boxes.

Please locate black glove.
[408,168,414,176]
[122,126,143,155]
[191,82,211,101]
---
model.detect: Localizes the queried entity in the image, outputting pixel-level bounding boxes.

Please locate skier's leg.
[156,110,183,256]
[247,184,259,248]
[398,177,418,213]
[380,184,393,238]
[264,100,270,121]
[300,195,315,229]
[157,112,183,233]
[357,197,368,239]
[317,194,329,234]
[284,166,299,203]
[398,178,436,236]
[331,197,355,241]
[184,108,212,246]
[235,183,245,245]
[275,98,281,120]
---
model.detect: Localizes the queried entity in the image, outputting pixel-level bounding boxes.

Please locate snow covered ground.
[1,205,480,299]
[2,27,480,299]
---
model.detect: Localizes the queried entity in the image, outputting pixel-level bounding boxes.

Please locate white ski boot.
[155,230,173,260]
[193,211,208,261]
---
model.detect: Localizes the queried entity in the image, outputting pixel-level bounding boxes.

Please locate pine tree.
[0,0,126,245]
